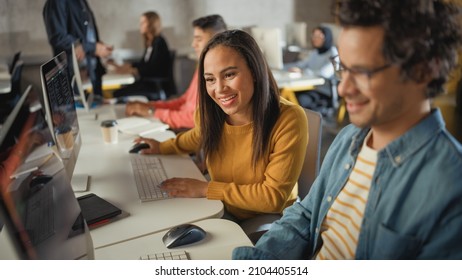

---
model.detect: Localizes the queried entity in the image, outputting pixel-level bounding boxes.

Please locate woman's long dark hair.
[197,30,280,169]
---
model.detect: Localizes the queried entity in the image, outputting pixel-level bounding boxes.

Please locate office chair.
[239,108,323,243]
[138,50,177,101]
[9,51,21,74]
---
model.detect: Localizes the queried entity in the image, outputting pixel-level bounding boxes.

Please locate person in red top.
[125,15,227,130]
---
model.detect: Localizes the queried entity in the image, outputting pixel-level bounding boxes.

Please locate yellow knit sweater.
[159,98,308,220]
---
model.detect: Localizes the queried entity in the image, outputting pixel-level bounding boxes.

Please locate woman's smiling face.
[203,45,255,126]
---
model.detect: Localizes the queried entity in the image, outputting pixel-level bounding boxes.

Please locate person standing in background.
[43,0,113,98]
[125,15,227,130]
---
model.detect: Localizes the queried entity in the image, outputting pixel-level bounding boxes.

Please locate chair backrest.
[9,60,24,96]
[140,50,177,101]
[9,51,21,74]
[165,50,177,97]
[239,108,323,241]
[298,108,322,199]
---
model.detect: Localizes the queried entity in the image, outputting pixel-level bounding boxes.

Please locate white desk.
[272,70,325,105]
[82,73,135,91]
[75,105,223,249]
[0,64,11,94]
[95,219,253,259]
[0,227,17,259]
[272,69,325,89]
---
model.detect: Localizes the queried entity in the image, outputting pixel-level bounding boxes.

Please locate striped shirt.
[315,132,377,259]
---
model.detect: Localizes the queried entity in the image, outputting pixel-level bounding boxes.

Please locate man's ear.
[412,60,439,85]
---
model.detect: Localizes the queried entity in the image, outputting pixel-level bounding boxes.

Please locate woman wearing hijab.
[286,26,338,111]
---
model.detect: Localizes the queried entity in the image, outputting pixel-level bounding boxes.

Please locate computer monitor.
[71,44,94,113]
[0,86,94,259]
[250,27,284,70]
[40,51,89,192]
[286,22,308,48]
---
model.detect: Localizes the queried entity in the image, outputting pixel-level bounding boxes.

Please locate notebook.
[117,117,169,136]
[77,193,122,227]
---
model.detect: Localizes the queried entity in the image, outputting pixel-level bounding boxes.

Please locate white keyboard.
[130,155,170,202]
[140,251,189,260]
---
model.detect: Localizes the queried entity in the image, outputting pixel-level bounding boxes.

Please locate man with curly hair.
[233,0,462,259]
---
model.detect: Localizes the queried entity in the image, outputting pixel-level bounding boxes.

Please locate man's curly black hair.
[334,0,462,98]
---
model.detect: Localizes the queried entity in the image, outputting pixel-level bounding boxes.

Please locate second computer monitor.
[251,27,284,70]
[71,44,94,112]
[40,51,81,178]
[286,22,308,48]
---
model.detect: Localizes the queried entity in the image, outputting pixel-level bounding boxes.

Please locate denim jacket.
[233,109,462,259]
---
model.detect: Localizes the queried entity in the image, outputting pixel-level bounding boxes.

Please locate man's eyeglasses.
[330,55,391,89]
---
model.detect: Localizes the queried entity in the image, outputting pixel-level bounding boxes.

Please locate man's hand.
[95,42,113,58]
[125,101,153,117]
[75,44,86,61]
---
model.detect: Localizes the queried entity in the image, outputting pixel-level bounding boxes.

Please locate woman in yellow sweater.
[135,30,308,221]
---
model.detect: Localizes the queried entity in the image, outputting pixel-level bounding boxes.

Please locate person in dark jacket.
[43,0,113,98]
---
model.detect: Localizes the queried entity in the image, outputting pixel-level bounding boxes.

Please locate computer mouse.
[162,224,206,249]
[129,142,150,154]
[29,174,53,188]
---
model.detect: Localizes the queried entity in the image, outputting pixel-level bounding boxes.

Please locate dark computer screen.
[40,51,82,177]
[0,87,93,259]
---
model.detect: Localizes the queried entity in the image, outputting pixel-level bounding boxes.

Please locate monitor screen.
[0,87,94,259]
[71,44,94,113]
[286,22,308,48]
[251,27,284,70]
[40,51,82,178]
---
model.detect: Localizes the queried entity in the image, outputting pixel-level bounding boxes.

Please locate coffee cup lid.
[55,125,72,134]
[101,120,117,127]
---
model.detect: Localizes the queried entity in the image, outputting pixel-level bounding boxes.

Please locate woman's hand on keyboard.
[159,178,208,198]
[133,137,161,154]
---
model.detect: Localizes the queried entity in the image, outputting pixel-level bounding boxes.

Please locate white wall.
[0,0,334,60]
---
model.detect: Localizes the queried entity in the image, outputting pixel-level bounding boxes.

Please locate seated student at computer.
[134,30,308,222]
[233,0,462,259]
[111,11,171,100]
[285,26,338,111]
[125,15,227,130]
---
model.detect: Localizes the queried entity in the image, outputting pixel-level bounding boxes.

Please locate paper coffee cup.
[55,126,74,155]
[101,120,118,144]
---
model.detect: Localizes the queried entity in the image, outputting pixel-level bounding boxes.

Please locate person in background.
[111,11,172,100]
[286,26,338,114]
[43,0,113,98]
[125,15,227,130]
[233,0,462,260]
[132,30,308,223]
